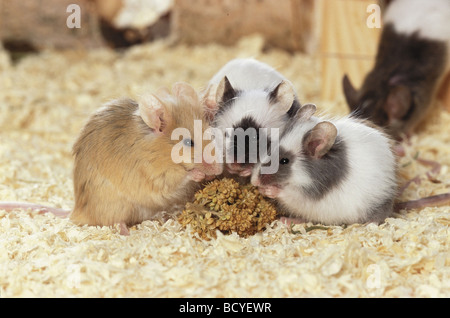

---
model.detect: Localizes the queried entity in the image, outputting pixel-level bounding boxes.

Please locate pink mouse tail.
[0,202,71,218]
[394,193,450,211]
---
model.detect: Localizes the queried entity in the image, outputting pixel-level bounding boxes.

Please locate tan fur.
[70,84,222,227]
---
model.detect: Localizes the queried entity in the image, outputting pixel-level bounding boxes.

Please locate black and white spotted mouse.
[202,58,300,177]
[251,104,398,225]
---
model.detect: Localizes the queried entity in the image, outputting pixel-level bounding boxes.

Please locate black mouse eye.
[280,158,289,165]
[183,139,194,147]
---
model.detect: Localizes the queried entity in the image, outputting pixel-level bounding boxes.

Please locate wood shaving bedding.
[0,36,449,297]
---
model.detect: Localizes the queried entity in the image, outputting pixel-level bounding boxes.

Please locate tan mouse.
[70,82,223,234]
[0,82,223,235]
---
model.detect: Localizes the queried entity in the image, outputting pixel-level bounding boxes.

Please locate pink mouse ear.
[138,94,170,135]
[200,84,219,122]
[199,77,235,122]
[303,121,337,159]
[172,82,199,105]
[216,76,237,105]
[295,103,317,121]
[268,80,295,113]
[155,86,171,99]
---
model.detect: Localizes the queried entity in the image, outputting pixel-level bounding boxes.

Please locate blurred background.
[0,0,389,102]
[1,0,449,103]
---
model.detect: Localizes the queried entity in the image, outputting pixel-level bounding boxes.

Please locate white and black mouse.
[251,104,398,225]
[202,58,300,177]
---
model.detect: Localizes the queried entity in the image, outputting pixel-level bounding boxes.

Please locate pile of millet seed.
[178,178,278,239]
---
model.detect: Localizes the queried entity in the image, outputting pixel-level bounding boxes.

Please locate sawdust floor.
[0,36,449,297]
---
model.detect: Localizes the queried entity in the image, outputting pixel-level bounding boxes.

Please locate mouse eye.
[280,158,289,165]
[183,139,194,147]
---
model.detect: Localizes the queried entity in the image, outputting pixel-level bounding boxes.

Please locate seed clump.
[178,178,278,239]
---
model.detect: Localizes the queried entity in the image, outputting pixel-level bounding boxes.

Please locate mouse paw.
[280,217,306,226]
[118,222,130,236]
[258,186,280,199]
[226,163,241,175]
[204,174,217,181]
[239,167,252,177]
[187,169,206,182]
[227,163,254,177]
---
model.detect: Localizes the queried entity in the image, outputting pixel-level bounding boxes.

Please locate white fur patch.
[384,0,450,42]
[280,116,320,154]
[208,58,288,91]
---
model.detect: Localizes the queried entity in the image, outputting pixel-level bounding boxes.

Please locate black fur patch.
[233,116,260,132]
[301,136,349,200]
[259,147,295,184]
[213,89,243,124]
[230,116,261,165]
[222,77,237,104]
[279,99,304,138]
[287,99,301,118]
[268,82,282,104]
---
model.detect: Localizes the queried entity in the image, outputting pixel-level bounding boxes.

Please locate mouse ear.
[138,94,171,135]
[200,83,220,122]
[295,103,317,121]
[302,121,337,159]
[384,85,411,123]
[342,74,359,111]
[156,86,171,98]
[269,80,295,113]
[216,76,236,106]
[172,82,199,105]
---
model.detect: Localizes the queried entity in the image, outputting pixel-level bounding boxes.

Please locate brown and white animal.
[343,0,450,138]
